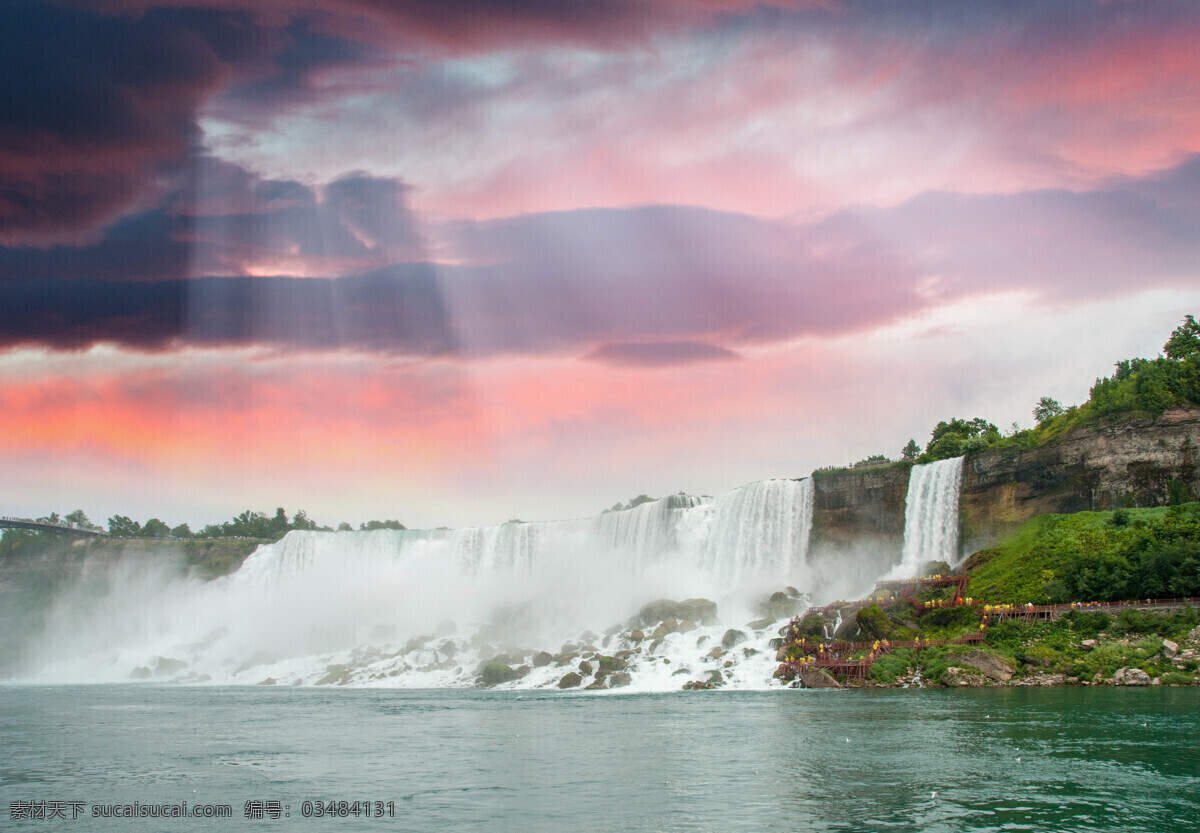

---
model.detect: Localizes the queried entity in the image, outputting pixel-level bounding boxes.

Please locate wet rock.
[707,647,726,660]
[532,651,554,668]
[743,647,759,658]
[596,655,628,673]
[585,678,607,690]
[649,639,665,654]
[129,666,152,680]
[608,672,632,688]
[639,598,718,627]
[746,617,775,631]
[439,640,458,659]
[757,590,803,621]
[721,629,748,649]
[480,663,521,687]
[676,619,697,634]
[696,635,709,647]
[257,677,277,686]
[629,630,645,642]
[580,631,599,644]
[557,672,582,689]
[152,657,188,677]
[651,624,670,641]
[775,646,789,662]
[555,652,578,666]
[797,668,841,689]
[672,668,691,676]
[316,665,350,686]
[578,660,594,675]
[706,670,725,686]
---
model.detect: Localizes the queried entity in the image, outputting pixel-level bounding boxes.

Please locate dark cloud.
[0,267,453,353]
[0,160,423,279]
[2,155,1197,362]
[585,342,742,367]
[0,2,379,244]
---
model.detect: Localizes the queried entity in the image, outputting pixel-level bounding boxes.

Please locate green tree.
[901,439,920,461]
[170,523,193,539]
[291,510,318,531]
[360,519,406,531]
[1163,314,1200,360]
[1032,396,1064,424]
[336,522,354,532]
[64,509,101,531]
[141,518,170,538]
[108,515,141,537]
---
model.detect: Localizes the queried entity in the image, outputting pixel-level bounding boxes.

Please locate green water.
[0,686,1197,832]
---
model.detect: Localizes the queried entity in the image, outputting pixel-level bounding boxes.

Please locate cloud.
[585,341,742,367]
[1,150,1197,362]
[0,159,424,280]
[0,2,382,245]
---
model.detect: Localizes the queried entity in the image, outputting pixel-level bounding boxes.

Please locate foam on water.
[21,478,855,689]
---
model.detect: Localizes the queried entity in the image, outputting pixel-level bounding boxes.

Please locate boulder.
[797,668,841,689]
[629,630,645,642]
[758,590,803,620]
[257,677,277,686]
[638,599,680,625]
[721,629,748,649]
[578,660,594,675]
[957,650,1014,682]
[1080,639,1097,651]
[706,670,725,686]
[532,651,554,668]
[676,598,719,626]
[596,655,628,673]
[585,678,607,690]
[746,617,775,631]
[676,620,697,634]
[129,666,152,680]
[608,672,632,688]
[480,663,521,687]
[152,657,188,677]
[440,640,458,659]
[1163,639,1179,659]
[557,672,582,689]
[1124,667,1152,686]
[707,647,726,660]
[651,624,670,641]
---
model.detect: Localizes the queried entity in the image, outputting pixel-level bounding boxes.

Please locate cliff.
[811,408,1200,559]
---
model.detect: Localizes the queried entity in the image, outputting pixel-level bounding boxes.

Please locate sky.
[2,0,1199,530]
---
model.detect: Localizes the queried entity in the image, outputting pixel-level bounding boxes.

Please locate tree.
[268,507,290,538]
[141,518,170,538]
[360,519,406,531]
[170,523,193,538]
[108,515,141,537]
[336,522,354,532]
[1032,396,1064,424]
[1163,314,1200,360]
[291,510,318,531]
[901,439,920,460]
[64,509,101,531]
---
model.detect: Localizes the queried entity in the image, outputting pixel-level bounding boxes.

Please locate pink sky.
[1,1,1199,529]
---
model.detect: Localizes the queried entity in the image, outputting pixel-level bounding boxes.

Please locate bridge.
[0,516,106,537]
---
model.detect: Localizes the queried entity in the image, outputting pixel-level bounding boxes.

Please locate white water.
[25,480,823,689]
[890,456,965,579]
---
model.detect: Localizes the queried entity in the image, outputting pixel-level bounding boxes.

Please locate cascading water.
[890,456,965,579]
[22,480,821,690]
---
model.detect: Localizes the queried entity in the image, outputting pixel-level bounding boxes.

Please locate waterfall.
[891,456,965,579]
[22,480,819,688]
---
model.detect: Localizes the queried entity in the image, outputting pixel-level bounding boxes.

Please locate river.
[1,685,1196,832]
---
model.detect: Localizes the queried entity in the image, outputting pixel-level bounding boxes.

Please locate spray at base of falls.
[26,480,831,690]
[889,456,965,580]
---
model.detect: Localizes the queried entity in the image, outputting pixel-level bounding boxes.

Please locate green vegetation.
[965,504,1200,603]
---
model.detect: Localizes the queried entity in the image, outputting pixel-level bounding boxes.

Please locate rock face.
[960,409,1200,547]
[557,672,582,689]
[809,408,1200,558]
